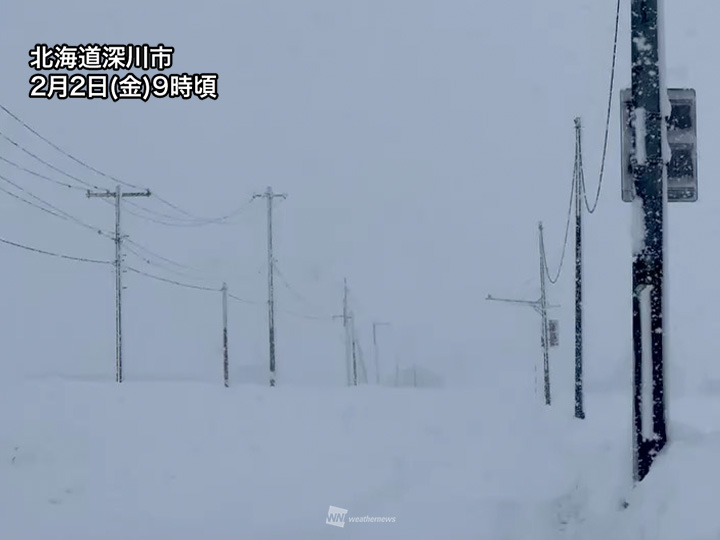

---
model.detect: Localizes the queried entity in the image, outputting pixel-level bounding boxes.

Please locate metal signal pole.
[87,185,150,383]
[630,0,668,482]
[253,186,286,387]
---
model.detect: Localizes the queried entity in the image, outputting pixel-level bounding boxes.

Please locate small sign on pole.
[548,320,559,348]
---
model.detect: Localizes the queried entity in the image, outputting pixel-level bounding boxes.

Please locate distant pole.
[372,321,390,385]
[332,278,353,386]
[630,0,667,482]
[222,282,229,388]
[115,185,122,384]
[486,293,560,403]
[87,184,151,383]
[350,315,358,386]
[253,187,287,387]
[574,118,585,420]
[538,223,551,405]
[373,323,379,384]
[266,189,276,387]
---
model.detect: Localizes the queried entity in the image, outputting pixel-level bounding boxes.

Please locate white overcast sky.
[0,0,717,401]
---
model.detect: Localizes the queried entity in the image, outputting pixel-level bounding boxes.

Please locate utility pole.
[87,184,150,383]
[372,321,390,385]
[345,280,354,386]
[222,282,229,388]
[252,186,286,387]
[333,278,354,386]
[630,0,668,482]
[350,314,358,386]
[538,222,551,406]
[574,118,585,420]
[486,293,558,404]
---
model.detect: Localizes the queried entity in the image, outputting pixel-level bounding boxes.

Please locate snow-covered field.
[2,377,715,539]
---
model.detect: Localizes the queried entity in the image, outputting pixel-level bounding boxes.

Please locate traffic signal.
[620,88,697,202]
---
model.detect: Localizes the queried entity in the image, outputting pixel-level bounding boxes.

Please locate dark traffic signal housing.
[621,88,697,202]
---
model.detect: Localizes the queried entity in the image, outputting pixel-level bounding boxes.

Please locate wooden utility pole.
[574,118,585,420]
[538,223,551,406]
[87,185,150,383]
[350,315,358,385]
[333,278,354,386]
[252,186,286,387]
[222,282,229,388]
[486,293,559,403]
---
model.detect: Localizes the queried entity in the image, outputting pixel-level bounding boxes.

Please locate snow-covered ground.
[2,376,713,539]
[2,373,720,540]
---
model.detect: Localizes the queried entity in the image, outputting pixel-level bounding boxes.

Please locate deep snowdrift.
[0,379,715,539]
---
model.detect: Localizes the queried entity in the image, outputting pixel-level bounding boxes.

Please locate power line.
[0,103,256,223]
[0,129,104,190]
[0,103,140,191]
[0,172,112,236]
[279,308,335,322]
[124,244,218,282]
[0,182,70,221]
[151,193,254,223]
[126,266,221,292]
[274,263,332,316]
[541,168,576,285]
[137,194,254,226]
[124,238,205,274]
[228,292,262,305]
[0,234,111,264]
[91,195,228,232]
[122,198,254,227]
[123,241,266,306]
[121,202,212,227]
[581,0,621,214]
[156,197,254,224]
[0,155,86,191]
[231,293,323,320]
[124,199,217,224]
[153,193,197,218]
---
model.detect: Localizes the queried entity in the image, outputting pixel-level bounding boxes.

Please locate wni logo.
[326,506,348,528]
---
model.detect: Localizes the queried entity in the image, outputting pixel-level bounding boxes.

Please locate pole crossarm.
[486,294,560,310]
[87,189,150,198]
[486,294,540,308]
